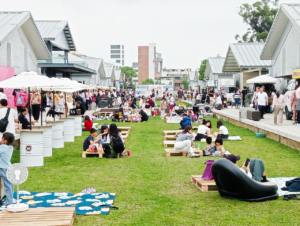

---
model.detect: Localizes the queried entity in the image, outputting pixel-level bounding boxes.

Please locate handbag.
[202,160,215,180]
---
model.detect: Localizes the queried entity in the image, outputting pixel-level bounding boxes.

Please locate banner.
[135,85,173,98]
[0,66,15,108]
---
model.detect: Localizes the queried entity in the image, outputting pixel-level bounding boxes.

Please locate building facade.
[110,44,124,69]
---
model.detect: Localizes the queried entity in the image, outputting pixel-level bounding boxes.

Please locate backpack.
[0,108,11,133]
[15,92,28,107]
[110,135,125,154]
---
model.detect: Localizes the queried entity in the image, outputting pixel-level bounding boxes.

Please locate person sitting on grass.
[109,123,126,157]
[119,103,128,122]
[112,111,120,122]
[0,132,15,206]
[83,115,93,131]
[226,154,269,182]
[180,113,192,130]
[97,125,111,158]
[213,138,225,156]
[139,109,149,122]
[203,137,216,156]
[18,108,34,129]
[145,99,151,109]
[194,119,213,141]
[212,120,229,139]
[83,128,103,153]
[174,125,199,158]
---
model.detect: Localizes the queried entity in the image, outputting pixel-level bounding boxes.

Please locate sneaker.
[89,187,96,193]
[187,153,200,158]
[293,121,297,125]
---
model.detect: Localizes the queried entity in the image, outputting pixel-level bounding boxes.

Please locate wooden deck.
[191,175,217,192]
[0,207,75,226]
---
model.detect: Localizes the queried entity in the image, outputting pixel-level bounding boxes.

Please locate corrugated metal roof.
[261,4,300,59]
[35,20,76,51]
[82,58,102,71]
[223,43,271,72]
[115,69,121,80]
[208,57,225,74]
[104,66,113,78]
[0,11,50,59]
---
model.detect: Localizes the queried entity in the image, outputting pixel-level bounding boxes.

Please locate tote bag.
[202,160,215,180]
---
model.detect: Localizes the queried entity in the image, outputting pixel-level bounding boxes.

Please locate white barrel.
[33,125,53,157]
[74,116,82,137]
[20,130,44,167]
[60,118,75,142]
[47,121,64,148]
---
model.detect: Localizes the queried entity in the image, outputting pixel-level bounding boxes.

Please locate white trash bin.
[32,125,53,157]
[60,117,75,142]
[46,121,64,148]
[74,116,82,137]
[20,130,45,167]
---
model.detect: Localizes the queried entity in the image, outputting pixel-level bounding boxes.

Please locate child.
[203,137,216,156]
[0,132,15,206]
[213,138,225,156]
[112,111,120,122]
[83,128,103,153]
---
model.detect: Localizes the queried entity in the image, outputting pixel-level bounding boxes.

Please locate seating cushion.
[211,159,278,202]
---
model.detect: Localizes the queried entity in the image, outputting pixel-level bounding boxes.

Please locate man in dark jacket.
[18,108,33,129]
[180,114,192,129]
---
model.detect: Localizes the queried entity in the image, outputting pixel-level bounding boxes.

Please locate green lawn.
[11,116,300,225]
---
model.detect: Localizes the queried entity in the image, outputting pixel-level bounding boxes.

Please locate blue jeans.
[212,151,221,156]
[1,168,14,205]
[235,98,240,107]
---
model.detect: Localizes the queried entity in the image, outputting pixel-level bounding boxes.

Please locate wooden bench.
[0,207,75,226]
[163,140,176,147]
[191,175,217,192]
[163,130,182,136]
[164,135,177,140]
[82,151,103,158]
[118,127,132,131]
[121,131,129,135]
[165,149,202,157]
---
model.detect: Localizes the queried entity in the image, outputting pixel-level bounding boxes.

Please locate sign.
[220,79,235,86]
[207,80,215,87]
[135,85,174,98]
[292,69,300,79]
[26,145,32,154]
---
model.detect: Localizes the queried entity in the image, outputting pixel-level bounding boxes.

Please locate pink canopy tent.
[0,66,15,108]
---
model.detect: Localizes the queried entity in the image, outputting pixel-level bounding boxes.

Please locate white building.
[110,44,124,69]
[102,65,115,87]
[0,11,50,75]
[260,3,300,90]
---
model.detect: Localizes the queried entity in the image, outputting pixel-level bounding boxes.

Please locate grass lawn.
[11,115,300,225]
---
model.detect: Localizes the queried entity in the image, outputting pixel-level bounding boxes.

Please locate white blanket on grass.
[194,136,242,142]
[268,177,300,196]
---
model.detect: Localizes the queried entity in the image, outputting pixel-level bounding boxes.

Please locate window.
[122,45,124,49]
[111,55,120,58]
[116,60,121,63]
[111,50,120,53]
[111,45,120,49]
[122,60,124,66]
[122,50,124,54]
[122,55,124,58]
[175,83,181,87]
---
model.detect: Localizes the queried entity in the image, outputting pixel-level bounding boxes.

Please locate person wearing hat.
[226,154,269,182]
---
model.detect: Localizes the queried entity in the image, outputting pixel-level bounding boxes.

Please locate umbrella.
[246,74,281,84]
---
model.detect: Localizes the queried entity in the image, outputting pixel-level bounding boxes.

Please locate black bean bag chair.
[211,159,278,202]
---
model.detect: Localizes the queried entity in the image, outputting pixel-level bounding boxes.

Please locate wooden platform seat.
[0,207,75,226]
[121,131,129,135]
[163,130,182,136]
[82,151,103,158]
[191,175,217,192]
[118,127,132,131]
[163,135,177,140]
[165,149,202,157]
[163,140,176,147]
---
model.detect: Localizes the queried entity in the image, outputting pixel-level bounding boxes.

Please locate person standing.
[80,91,86,113]
[31,91,41,122]
[160,98,167,119]
[296,85,300,125]
[272,91,285,126]
[218,87,226,108]
[256,87,268,119]
[234,87,241,109]
[0,99,18,137]
[177,87,183,105]
[241,86,248,107]
[291,85,299,125]
[251,87,260,110]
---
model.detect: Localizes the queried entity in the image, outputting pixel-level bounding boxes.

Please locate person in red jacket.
[83,115,93,131]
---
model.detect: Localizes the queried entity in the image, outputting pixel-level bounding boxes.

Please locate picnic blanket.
[268,177,300,196]
[0,191,116,215]
[194,136,243,142]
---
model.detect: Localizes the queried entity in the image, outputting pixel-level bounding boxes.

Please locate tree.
[235,0,279,43]
[182,77,189,90]
[142,78,154,85]
[198,59,207,81]
[169,81,172,85]
[155,80,161,85]
[120,66,137,87]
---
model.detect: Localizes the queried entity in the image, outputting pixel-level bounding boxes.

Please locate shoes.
[187,153,200,158]
[283,194,300,201]
[82,187,96,194]
[293,121,297,125]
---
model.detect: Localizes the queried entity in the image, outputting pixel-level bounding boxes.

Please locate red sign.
[26,145,32,152]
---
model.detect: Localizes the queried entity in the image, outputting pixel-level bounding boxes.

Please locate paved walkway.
[212,107,300,142]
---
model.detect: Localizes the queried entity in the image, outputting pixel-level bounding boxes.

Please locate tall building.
[110,44,124,69]
[138,43,163,84]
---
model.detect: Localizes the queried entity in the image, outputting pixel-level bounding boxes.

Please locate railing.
[38,52,88,67]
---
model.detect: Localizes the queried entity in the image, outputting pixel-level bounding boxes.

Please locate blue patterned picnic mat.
[0,191,116,215]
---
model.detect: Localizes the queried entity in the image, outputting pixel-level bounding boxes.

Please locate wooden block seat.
[82,151,103,158]
[191,175,217,192]
[163,130,182,136]
[164,135,177,140]
[163,140,176,147]
[0,207,75,226]
[118,127,131,131]
[247,109,261,121]
[165,149,202,157]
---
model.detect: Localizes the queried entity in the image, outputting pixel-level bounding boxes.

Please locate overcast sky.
[2,0,299,69]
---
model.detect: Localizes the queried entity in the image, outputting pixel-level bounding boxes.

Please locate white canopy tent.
[246,74,281,84]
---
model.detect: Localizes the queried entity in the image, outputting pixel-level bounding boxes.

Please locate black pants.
[195,133,207,141]
[102,144,111,158]
[32,104,40,121]
[258,105,265,119]
[242,98,246,107]
[297,111,300,124]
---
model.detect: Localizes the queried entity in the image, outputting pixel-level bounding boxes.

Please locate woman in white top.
[214,93,222,108]
[139,96,145,108]
[213,120,229,139]
[272,91,285,126]
[56,93,65,114]
[195,119,213,141]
